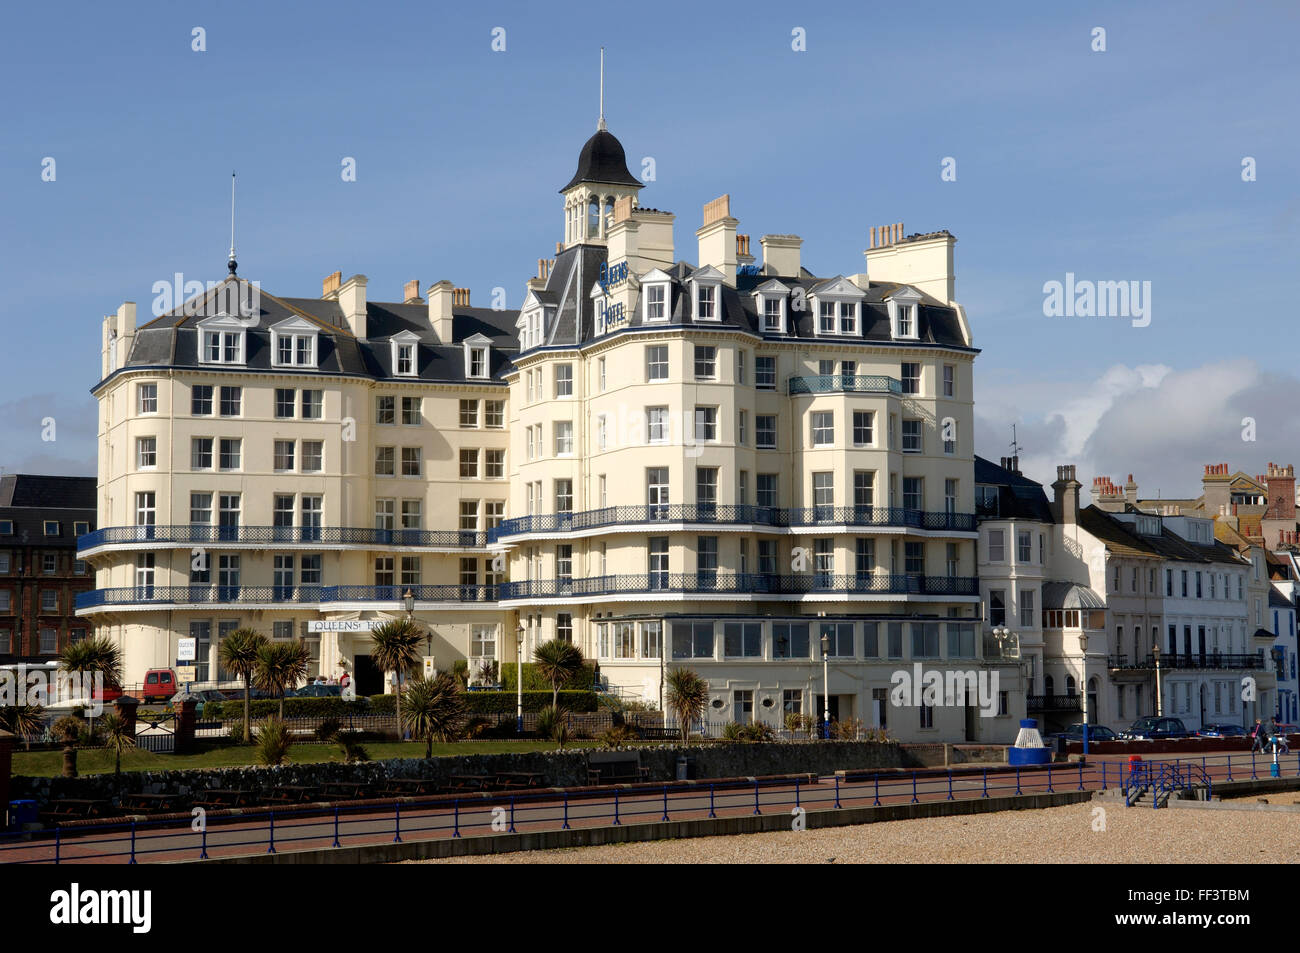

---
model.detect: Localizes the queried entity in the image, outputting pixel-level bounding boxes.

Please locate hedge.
[207,697,378,719]
[500,662,595,692]
[465,690,597,714]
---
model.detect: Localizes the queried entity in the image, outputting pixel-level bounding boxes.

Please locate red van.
[141,669,178,703]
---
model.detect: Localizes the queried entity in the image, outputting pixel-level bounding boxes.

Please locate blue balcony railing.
[497,573,979,600]
[78,525,488,552]
[787,374,903,396]
[75,583,498,610]
[489,505,975,541]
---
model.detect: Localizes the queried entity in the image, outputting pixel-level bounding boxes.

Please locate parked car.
[1052,723,1117,743]
[1119,716,1189,740]
[140,668,178,703]
[91,682,124,704]
[1196,723,1247,737]
[285,683,342,699]
[169,689,230,718]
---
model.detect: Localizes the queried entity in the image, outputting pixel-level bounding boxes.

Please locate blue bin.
[8,800,38,827]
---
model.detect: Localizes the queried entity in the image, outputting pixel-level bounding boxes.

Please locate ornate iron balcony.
[788,375,903,395]
[497,572,979,600]
[75,583,498,610]
[1027,694,1083,712]
[78,525,488,552]
[1158,653,1264,671]
[489,504,975,541]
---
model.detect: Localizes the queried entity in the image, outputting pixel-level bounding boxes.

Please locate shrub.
[337,735,370,763]
[208,697,376,719]
[51,716,83,745]
[599,723,639,748]
[785,712,815,734]
[535,705,570,748]
[720,721,744,742]
[463,690,597,714]
[740,722,775,743]
[831,718,864,741]
[464,716,493,739]
[255,717,293,766]
[314,718,342,743]
[500,662,594,692]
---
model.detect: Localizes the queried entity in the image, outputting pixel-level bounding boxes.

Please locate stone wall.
[10,741,912,805]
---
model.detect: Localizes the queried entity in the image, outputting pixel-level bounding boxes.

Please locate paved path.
[2,750,1292,864]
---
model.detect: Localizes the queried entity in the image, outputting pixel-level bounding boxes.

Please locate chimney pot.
[322,270,342,298]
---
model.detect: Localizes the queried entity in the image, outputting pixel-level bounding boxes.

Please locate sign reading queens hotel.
[77,104,1019,743]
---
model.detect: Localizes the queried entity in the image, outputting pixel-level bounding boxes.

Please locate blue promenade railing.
[489,505,976,542]
[78,525,488,552]
[497,572,979,600]
[4,751,1276,864]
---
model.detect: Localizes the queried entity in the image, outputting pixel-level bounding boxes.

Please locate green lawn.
[12,740,601,778]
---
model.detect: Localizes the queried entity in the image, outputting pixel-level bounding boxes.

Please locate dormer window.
[898,305,915,336]
[697,285,715,320]
[197,314,248,366]
[641,269,672,324]
[269,317,319,369]
[887,287,923,340]
[389,330,420,378]
[752,279,789,334]
[647,285,666,320]
[462,333,492,380]
[808,277,867,337]
[688,266,724,323]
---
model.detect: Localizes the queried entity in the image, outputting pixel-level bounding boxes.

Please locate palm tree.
[59,636,122,729]
[98,712,135,785]
[0,704,45,748]
[533,639,585,708]
[665,667,710,743]
[252,640,311,718]
[400,673,466,758]
[219,627,267,742]
[369,618,425,739]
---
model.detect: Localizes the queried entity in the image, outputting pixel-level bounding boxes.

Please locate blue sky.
[2,0,1297,496]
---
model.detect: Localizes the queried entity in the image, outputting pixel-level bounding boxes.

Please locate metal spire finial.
[227,171,238,276]
[597,47,606,131]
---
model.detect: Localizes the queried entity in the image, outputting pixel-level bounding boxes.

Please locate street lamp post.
[515,623,525,735]
[1153,643,1162,717]
[1078,630,1089,758]
[820,633,831,740]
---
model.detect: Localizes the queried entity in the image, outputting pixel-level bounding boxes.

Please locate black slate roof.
[973,456,1054,523]
[1079,505,1244,566]
[521,253,973,357]
[0,475,96,546]
[109,278,520,388]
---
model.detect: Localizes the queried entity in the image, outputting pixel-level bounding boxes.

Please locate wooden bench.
[193,788,253,810]
[264,785,320,805]
[445,774,492,793]
[321,781,373,801]
[588,765,651,785]
[491,772,543,791]
[120,793,185,814]
[377,778,436,798]
[40,799,111,824]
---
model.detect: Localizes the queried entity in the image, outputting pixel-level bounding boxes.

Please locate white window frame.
[642,271,671,324]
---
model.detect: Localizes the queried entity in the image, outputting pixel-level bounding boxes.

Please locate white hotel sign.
[308,620,381,633]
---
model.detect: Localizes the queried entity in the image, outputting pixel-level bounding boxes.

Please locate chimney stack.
[696,194,738,285]
[337,274,367,337]
[403,279,423,304]
[427,280,455,344]
[863,223,956,304]
[322,271,342,299]
[1052,464,1082,526]
[760,234,803,278]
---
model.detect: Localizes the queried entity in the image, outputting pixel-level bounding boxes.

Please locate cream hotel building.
[79,116,1023,741]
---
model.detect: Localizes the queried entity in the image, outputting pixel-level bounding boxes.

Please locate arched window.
[604,196,615,228]
[1065,675,1076,696]
[1044,675,1054,697]
[587,197,600,237]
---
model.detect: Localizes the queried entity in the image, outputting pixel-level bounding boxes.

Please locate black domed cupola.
[560,128,642,192]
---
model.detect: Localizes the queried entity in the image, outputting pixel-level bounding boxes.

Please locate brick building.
[0,474,97,662]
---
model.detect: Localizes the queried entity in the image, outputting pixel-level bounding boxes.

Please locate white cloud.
[976,358,1295,501]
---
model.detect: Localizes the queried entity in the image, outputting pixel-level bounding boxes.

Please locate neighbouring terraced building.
[77,114,1024,741]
